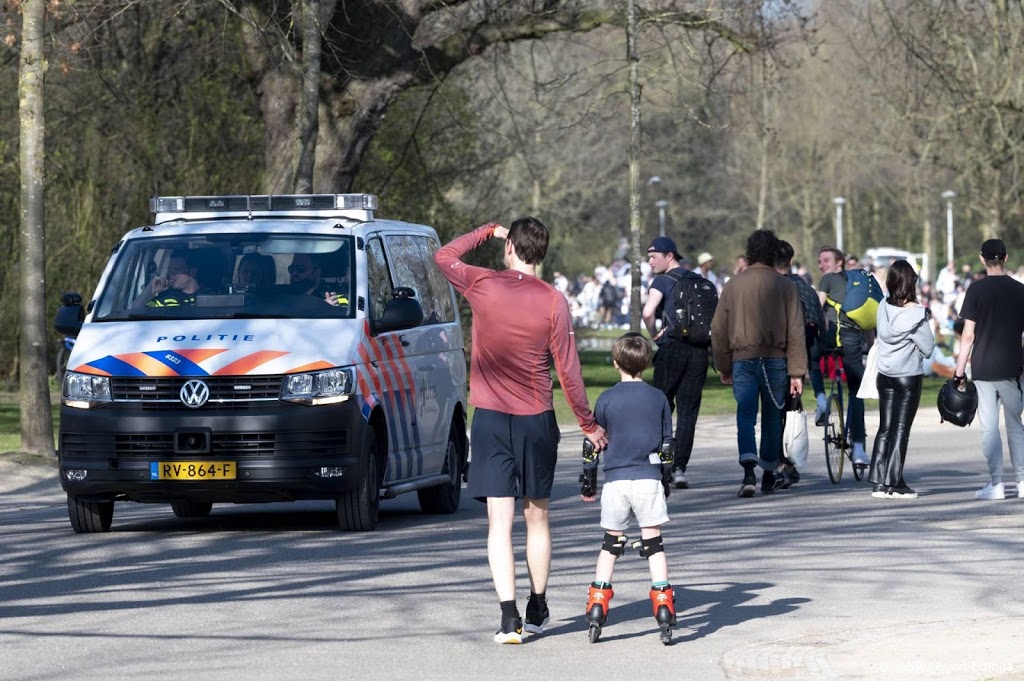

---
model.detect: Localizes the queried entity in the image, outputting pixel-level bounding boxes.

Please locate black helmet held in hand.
[937,378,978,427]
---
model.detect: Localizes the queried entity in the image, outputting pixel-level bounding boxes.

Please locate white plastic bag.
[783,395,809,468]
[857,343,880,400]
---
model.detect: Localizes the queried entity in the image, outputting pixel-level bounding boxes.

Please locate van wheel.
[67,495,114,533]
[170,501,213,518]
[418,423,463,514]
[336,429,381,531]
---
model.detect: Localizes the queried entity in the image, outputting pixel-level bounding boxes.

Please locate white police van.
[53,194,467,532]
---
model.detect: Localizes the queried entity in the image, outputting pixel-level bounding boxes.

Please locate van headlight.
[281,367,355,406]
[63,372,113,409]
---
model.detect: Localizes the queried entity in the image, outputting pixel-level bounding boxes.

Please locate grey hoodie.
[875,301,935,378]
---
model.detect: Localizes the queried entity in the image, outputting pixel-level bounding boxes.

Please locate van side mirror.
[54,292,84,337]
[374,287,423,333]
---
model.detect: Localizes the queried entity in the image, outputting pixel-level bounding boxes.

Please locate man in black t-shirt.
[642,236,708,490]
[953,239,1024,501]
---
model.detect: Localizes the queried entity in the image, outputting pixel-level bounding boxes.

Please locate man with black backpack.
[642,236,717,490]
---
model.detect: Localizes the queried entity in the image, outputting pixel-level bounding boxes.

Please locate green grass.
[0,400,58,454]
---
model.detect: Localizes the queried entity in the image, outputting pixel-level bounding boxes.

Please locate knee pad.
[602,532,628,557]
[633,535,664,558]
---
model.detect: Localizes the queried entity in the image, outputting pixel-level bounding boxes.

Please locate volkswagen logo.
[180,379,210,408]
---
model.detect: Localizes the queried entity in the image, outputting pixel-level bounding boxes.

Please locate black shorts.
[468,408,561,502]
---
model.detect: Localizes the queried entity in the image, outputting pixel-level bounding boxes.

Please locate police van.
[53,194,467,533]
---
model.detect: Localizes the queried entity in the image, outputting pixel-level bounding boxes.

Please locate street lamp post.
[647,176,665,237]
[833,197,846,252]
[942,190,956,264]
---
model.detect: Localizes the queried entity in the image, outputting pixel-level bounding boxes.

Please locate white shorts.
[600,479,670,530]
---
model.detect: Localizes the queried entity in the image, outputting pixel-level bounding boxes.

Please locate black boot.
[738,462,756,498]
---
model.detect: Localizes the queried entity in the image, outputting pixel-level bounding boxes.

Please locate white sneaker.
[852,443,870,466]
[1018,481,1024,500]
[975,483,1006,500]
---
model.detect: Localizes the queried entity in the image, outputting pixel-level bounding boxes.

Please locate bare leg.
[594,529,622,584]
[487,497,517,601]
[523,497,550,594]
[641,526,668,584]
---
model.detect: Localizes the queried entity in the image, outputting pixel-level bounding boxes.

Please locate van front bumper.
[57,400,367,504]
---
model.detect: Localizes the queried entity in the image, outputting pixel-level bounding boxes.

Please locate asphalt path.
[1,406,1023,681]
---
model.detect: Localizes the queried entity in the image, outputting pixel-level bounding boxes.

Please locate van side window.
[385,235,452,325]
[365,238,392,322]
[423,238,456,324]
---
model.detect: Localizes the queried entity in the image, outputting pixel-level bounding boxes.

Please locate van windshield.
[93,234,356,321]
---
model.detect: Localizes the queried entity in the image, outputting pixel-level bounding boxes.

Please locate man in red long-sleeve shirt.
[434,217,608,644]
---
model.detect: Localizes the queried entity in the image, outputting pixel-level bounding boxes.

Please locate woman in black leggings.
[869,260,935,499]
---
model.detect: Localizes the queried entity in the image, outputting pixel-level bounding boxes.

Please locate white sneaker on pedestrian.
[1017,481,1024,500]
[975,483,1005,500]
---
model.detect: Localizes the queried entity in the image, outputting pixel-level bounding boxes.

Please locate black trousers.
[652,340,708,474]
[869,373,923,488]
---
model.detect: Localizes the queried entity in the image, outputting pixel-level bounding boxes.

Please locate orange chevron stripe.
[214,350,289,375]
[357,343,384,395]
[387,335,416,400]
[355,368,373,404]
[119,353,181,377]
[174,348,230,363]
[286,360,334,373]
[72,364,111,376]
[380,336,414,405]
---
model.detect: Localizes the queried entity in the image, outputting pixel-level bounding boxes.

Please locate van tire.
[336,429,381,531]
[67,495,114,533]
[170,501,213,518]
[417,422,463,514]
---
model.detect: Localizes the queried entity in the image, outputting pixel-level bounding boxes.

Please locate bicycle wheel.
[824,393,846,484]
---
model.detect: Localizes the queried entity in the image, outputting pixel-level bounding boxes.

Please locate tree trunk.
[292,0,322,193]
[18,0,55,457]
[235,1,749,194]
[627,0,643,332]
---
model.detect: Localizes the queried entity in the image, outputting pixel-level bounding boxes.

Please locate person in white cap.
[695,252,720,292]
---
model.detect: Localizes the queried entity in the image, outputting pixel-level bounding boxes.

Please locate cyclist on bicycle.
[817,246,870,468]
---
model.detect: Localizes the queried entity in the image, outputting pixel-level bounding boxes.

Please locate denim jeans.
[839,328,866,443]
[732,357,787,470]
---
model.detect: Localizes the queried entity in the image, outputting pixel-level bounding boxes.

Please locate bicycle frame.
[822,353,862,483]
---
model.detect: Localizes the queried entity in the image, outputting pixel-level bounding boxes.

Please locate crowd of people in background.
[554,246,1024,362]
[553,236,1024,504]
[439,216,1024,645]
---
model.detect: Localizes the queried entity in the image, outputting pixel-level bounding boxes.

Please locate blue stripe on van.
[143,351,209,376]
[87,356,147,377]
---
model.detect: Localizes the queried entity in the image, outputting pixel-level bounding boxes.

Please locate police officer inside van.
[288,253,348,307]
[132,250,202,308]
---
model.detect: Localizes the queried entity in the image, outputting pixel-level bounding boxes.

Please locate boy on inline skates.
[580,332,678,644]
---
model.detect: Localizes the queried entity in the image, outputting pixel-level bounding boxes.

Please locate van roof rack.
[150,194,377,223]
